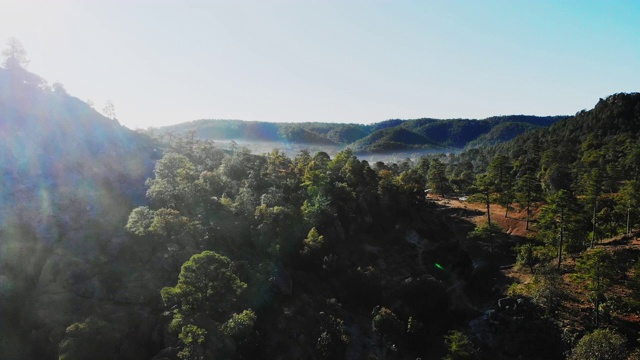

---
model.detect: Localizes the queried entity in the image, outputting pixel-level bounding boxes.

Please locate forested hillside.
[0,64,159,359]
[423,92,640,359]
[3,46,640,359]
[152,115,565,154]
[0,63,496,358]
[0,63,497,359]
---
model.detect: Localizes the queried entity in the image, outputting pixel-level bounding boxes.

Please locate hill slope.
[151,115,565,154]
[0,66,159,359]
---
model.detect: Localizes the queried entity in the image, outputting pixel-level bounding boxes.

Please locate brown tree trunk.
[486,191,491,227]
[557,207,564,269]
[591,197,597,248]
[525,199,530,231]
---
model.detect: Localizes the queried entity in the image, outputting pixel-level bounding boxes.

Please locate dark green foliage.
[468,223,504,241]
[58,318,121,360]
[0,61,158,360]
[279,126,338,145]
[301,227,324,256]
[537,190,585,267]
[515,242,537,271]
[574,250,618,295]
[569,329,627,360]
[221,309,257,339]
[315,313,350,359]
[428,157,452,196]
[151,115,561,154]
[515,173,542,230]
[527,265,566,313]
[468,223,504,253]
[472,173,494,226]
[574,249,620,327]
[8,52,640,360]
[372,306,403,350]
[355,116,561,152]
[161,251,247,318]
[410,119,491,147]
[466,122,539,148]
[618,180,640,235]
[177,324,207,360]
[352,127,436,152]
[488,154,514,217]
[326,124,370,144]
[161,251,254,358]
[443,330,475,360]
[125,133,458,358]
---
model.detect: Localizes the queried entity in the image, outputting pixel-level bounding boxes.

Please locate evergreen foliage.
[5,47,640,359]
[569,329,627,360]
[443,330,475,360]
[152,115,563,153]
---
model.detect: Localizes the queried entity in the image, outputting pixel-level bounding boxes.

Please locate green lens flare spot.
[435,263,444,270]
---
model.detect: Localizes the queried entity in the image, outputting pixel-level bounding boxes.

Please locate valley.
[2,56,640,359]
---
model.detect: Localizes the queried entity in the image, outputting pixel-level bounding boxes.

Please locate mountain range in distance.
[150,114,568,156]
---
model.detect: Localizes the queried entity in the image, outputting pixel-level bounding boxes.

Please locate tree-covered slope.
[465,121,539,148]
[487,93,640,191]
[0,65,159,359]
[350,127,437,152]
[3,52,636,359]
[353,115,564,152]
[408,119,493,147]
[152,115,563,154]
[0,63,493,360]
[410,93,640,359]
[0,66,158,225]
[159,119,282,142]
[157,120,369,145]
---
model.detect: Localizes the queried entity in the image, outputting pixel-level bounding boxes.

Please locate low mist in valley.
[2,2,640,359]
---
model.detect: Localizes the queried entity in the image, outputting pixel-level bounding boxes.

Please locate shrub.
[569,329,627,360]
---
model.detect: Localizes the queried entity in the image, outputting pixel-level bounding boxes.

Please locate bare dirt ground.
[433,194,640,334]
[440,197,535,237]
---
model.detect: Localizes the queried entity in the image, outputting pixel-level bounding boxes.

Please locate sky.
[1,0,639,130]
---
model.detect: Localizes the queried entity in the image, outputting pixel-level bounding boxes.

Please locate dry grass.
[439,195,640,333]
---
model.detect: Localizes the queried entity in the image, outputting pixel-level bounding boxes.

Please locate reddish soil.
[435,194,640,333]
[429,195,535,237]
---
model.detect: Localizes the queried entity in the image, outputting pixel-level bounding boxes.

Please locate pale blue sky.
[2,0,639,129]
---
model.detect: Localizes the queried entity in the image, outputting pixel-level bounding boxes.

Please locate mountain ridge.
[150,114,567,154]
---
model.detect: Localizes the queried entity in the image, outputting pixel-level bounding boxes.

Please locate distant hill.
[465,121,539,148]
[350,127,436,152]
[152,115,566,154]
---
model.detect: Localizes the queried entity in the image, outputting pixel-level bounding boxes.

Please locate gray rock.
[498,297,516,311]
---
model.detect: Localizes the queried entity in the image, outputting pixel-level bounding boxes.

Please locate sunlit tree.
[574,249,618,327]
[1,37,29,69]
[102,100,116,119]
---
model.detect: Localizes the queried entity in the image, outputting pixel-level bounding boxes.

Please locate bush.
[526,265,565,314]
[466,193,486,204]
[569,329,627,360]
[443,330,475,360]
[468,223,503,241]
[515,243,537,270]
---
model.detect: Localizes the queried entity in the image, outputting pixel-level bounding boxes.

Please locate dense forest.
[153,114,565,154]
[2,41,640,359]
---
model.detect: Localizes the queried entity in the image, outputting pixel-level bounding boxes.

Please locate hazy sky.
[2,0,639,129]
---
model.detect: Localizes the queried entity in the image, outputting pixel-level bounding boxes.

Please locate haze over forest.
[2,2,640,360]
